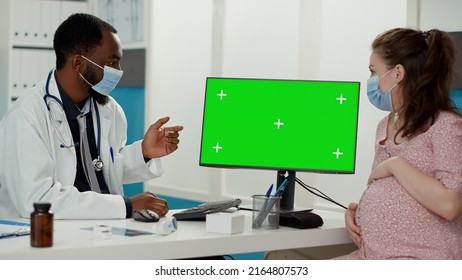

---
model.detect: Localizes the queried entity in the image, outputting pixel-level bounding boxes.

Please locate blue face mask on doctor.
[367,69,397,112]
[79,55,123,96]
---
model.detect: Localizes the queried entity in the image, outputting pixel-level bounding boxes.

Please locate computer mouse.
[133,209,160,222]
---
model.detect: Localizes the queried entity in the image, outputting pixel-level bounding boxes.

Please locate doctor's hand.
[345,203,361,247]
[130,192,169,216]
[142,116,184,159]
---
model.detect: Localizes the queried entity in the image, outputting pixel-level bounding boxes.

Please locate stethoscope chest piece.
[45,69,105,170]
[93,157,104,172]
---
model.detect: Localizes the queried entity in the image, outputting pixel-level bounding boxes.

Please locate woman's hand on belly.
[368,157,398,185]
[345,203,361,247]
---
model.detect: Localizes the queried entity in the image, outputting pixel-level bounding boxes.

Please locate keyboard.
[172,198,242,221]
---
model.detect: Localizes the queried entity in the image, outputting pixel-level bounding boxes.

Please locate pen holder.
[252,194,281,230]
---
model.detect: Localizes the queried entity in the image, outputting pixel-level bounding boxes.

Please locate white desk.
[0,210,351,259]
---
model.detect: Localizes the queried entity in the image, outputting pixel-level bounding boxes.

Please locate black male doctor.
[0,13,183,219]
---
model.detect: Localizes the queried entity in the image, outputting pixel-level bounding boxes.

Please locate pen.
[259,184,274,222]
[265,184,273,197]
[253,178,289,227]
[110,147,114,163]
[274,178,288,197]
[0,220,30,227]
[0,227,30,239]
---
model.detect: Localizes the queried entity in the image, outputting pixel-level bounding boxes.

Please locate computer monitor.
[199,77,360,210]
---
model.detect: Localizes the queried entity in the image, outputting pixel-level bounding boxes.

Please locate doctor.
[0,13,184,219]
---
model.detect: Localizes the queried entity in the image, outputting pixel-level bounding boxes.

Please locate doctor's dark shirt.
[55,75,132,218]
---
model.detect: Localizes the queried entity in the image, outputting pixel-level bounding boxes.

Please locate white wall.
[419,0,462,31]
[145,0,218,201]
[144,0,411,209]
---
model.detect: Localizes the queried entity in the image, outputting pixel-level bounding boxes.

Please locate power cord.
[223,255,235,260]
[295,177,347,210]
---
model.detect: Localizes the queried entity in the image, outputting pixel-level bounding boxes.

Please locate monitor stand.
[277,170,297,213]
[239,170,310,214]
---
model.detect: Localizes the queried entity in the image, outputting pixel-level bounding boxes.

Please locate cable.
[295,177,346,209]
[295,177,347,210]
[223,254,235,260]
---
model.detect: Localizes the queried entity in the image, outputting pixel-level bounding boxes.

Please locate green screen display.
[199,77,360,174]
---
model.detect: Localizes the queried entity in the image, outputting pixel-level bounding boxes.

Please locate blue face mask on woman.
[367,69,397,111]
[79,55,124,96]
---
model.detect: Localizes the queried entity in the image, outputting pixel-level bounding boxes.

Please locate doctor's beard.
[81,68,110,105]
[89,88,109,105]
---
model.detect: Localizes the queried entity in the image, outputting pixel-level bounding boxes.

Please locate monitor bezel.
[199,76,361,175]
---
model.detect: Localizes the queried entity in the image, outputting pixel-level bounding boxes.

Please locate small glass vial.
[30,202,53,247]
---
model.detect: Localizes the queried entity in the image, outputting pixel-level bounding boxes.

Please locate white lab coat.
[0,71,163,219]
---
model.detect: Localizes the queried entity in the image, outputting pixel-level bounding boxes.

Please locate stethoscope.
[43,70,104,172]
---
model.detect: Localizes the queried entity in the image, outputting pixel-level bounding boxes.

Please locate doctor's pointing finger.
[141,116,184,159]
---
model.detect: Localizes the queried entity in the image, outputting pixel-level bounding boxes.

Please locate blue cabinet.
[111,86,145,196]
[451,89,462,112]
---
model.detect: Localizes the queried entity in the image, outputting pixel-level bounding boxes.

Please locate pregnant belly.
[356,178,424,250]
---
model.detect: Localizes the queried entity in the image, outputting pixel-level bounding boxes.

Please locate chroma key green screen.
[199,77,360,174]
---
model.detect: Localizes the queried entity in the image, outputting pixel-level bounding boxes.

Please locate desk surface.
[0,209,351,259]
